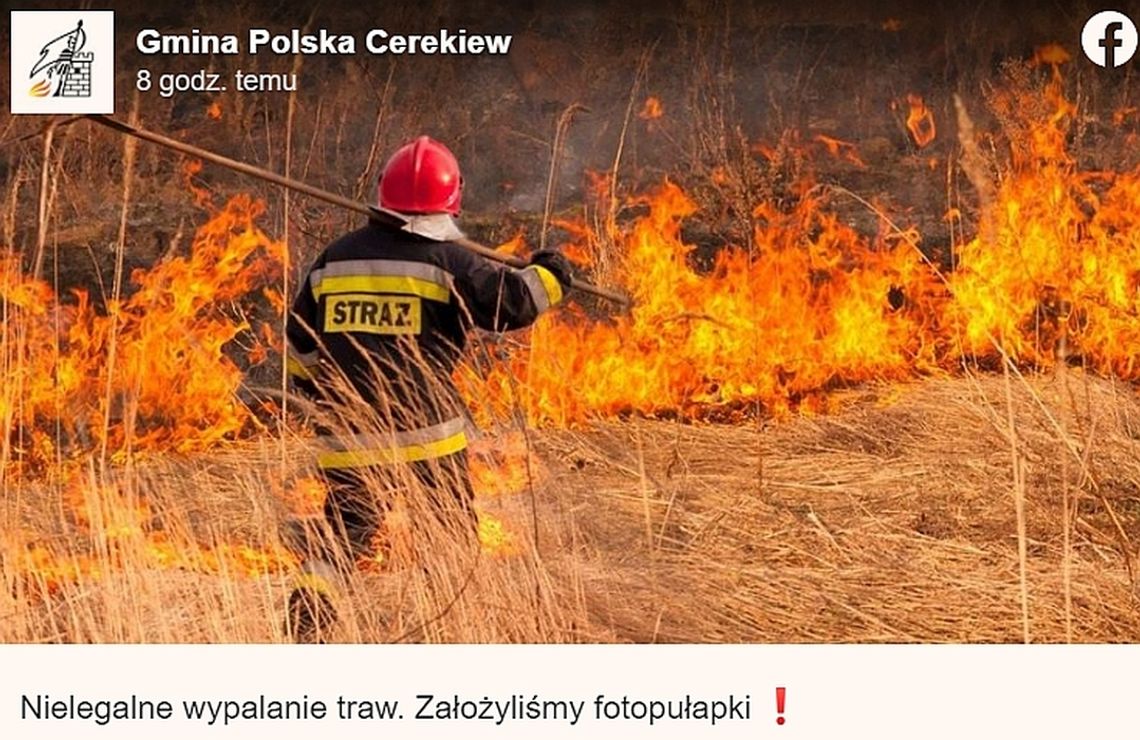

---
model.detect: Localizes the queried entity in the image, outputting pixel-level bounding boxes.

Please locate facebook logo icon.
[1082,10,1138,68]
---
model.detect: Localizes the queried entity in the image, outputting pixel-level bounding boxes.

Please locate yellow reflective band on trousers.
[286,344,320,380]
[286,355,316,380]
[316,418,468,470]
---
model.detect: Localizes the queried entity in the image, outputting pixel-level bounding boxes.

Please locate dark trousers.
[319,450,478,569]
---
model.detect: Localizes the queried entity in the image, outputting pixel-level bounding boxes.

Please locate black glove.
[528,249,574,290]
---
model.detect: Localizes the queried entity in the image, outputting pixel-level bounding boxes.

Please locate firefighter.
[283,136,573,642]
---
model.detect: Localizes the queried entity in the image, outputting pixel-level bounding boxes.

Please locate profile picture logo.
[1081,10,1138,68]
[9,10,115,114]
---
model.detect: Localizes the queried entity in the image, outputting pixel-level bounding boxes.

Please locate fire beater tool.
[84,114,631,308]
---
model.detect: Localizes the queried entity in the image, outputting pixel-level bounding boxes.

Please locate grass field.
[2,2,1139,645]
[4,371,1137,643]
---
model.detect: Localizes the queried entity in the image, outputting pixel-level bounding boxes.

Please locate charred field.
[2,0,1140,643]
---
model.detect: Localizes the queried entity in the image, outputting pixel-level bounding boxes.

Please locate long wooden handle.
[86,114,631,308]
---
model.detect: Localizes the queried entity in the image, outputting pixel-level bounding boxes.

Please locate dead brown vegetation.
[4,371,1138,643]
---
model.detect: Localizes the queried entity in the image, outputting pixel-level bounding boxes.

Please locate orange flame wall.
[474,183,947,423]
[478,154,1140,425]
[473,77,1139,425]
[1,195,282,474]
[2,72,1138,464]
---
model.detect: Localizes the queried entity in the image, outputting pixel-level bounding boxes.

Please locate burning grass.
[0,194,283,477]
[1,62,1139,642]
[475,63,1140,425]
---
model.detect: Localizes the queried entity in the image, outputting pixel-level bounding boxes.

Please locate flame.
[470,72,1139,424]
[6,68,1140,592]
[3,193,290,591]
[949,70,1140,375]
[206,101,223,120]
[469,432,545,497]
[281,475,328,517]
[472,180,945,423]
[477,513,518,555]
[9,476,297,596]
[814,135,866,168]
[12,539,299,596]
[639,96,663,120]
[2,194,282,474]
[496,233,528,259]
[904,94,937,148]
[1113,106,1137,126]
[182,159,214,209]
[1032,44,1071,66]
[29,79,51,97]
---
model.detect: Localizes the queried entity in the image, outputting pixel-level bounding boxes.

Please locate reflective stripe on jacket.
[286,219,559,464]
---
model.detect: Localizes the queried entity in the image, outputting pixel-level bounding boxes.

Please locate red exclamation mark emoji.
[776,687,786,725]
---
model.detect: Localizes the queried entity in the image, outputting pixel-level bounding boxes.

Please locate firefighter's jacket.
[286,219,562,470]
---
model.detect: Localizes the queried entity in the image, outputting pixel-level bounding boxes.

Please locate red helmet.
[378,136,463,215]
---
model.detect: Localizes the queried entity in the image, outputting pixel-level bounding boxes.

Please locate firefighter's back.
[303,221,469,424]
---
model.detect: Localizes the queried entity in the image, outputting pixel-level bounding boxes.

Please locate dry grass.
[1,3,1138,647]
[3,370,1138,643]
[551,371,1140,643]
